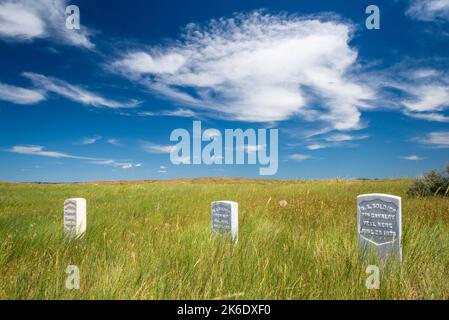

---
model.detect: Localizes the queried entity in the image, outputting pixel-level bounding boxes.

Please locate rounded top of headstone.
[357,194,401,201]
[212,201,238,206]
[65,198,86,203]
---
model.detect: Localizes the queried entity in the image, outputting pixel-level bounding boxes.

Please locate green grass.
[1,178,449,300]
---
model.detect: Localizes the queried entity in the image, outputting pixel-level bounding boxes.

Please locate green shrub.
[407,165,449,197]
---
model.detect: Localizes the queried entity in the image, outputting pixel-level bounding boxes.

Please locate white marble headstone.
[64,198,86,238]
[211,201,238,243]
[357,194,402,261]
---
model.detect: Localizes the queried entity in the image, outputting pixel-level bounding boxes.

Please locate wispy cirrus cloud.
[8,145,141,169]
[399,82,449,120]
[372,61,449,123]
[403,84,449,112]
[290,132,369,151]
[325,133,369,142]
[289,153,312,161]
[406,0,449,22]
[77,136,102,145]
[306,144,327,150]
[138,108,197,118]
[112,11,374,130]
[23,72,141,108]
[107,138,121,146]
[8,145,88,159]
[75,137,123,146]
[404,111,449,122]
[401,155,425,161]
[89,159,141,169]
[415,131,449,148]
[0,82,45,105]
[0,0,94,48]
[142,142,192,164]
[236,144,265,154]
[142,142,175,154]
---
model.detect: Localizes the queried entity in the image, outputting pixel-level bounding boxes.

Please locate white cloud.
[112,11,373,130]
[162,109,196,117]
[0,2,45,40]
[412,69,441,79]
[403,84,449,112]
[23,72,140,108]
[289,153,312,161]
[416,131,449,148]
[89,159,139,169]
[227,143,265,154]
[138,108,196,118]
[107,138,121,146]
[116,51,186,74]
[404,111,449,122]
[325,133,369,142]
[157,165,168,173]
[8,145,140,169]
[243,144,265,154]
[401,155,424,161]
[406,0,449,22]
[376,62,449,122]
[307,144,327,150]
[0,0,94,48]
[1,74,141,108]
[288,132,368,151]
[142,142,175,154]
[0,82,45,104]
[79,136,102,145]
[8,145,86,159]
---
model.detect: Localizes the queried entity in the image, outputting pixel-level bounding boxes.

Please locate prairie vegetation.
[0,179,448,299]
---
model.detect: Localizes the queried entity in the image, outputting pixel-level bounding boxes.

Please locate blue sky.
[0,0,448,182]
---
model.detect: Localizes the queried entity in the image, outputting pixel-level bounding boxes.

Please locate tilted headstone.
[64,198,86,238]
[211,201,238,243]
[357,194,402,261]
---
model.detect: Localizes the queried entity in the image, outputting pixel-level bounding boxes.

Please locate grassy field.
[1,178,449,300]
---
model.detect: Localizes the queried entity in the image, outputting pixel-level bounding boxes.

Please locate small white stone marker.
[64,198,86,238]
[211,201,238,243]
[357,194,402,261]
